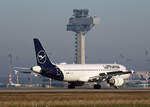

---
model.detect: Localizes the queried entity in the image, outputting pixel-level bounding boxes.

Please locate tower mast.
[67,9,99,64]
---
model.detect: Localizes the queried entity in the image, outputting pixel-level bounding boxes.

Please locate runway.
[0,88,150,93]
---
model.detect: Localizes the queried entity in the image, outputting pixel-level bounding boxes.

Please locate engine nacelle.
[31,66,42,73]
[108,76,124,87]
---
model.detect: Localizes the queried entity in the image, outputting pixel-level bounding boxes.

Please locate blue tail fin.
[33,38,56,68]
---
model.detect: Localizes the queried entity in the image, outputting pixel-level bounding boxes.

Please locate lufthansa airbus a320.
[16,38,134,89]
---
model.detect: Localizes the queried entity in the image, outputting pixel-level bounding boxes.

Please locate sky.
[0,0,150,77]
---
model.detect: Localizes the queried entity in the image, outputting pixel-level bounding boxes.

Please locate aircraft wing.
[13,67,32,74]
[88,70,134,82]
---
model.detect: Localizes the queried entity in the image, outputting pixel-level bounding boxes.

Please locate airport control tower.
[67,9,99,64]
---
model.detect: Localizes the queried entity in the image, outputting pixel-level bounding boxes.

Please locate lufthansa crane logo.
[37,50,47,64]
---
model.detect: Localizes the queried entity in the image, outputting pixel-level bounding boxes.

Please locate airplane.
[16,38,134,89]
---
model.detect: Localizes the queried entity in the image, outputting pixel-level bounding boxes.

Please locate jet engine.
[108,76,124,87]
[31,66,42,73]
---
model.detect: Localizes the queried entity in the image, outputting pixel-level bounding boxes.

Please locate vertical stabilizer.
[33,38,56,68]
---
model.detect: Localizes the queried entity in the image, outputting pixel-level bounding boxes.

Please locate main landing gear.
[93,84,101,89]
[68,84,75,89]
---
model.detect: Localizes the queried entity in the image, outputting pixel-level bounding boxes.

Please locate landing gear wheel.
[68,84,75,89]
[94,84,101,89]
[114,86,119,89]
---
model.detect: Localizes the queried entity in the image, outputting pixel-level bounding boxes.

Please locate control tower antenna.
[67,9,100,64]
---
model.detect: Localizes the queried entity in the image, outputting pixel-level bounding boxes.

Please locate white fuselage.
[56,64,130,82]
